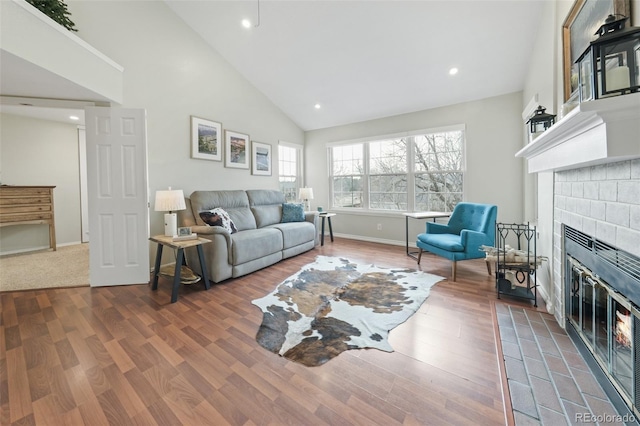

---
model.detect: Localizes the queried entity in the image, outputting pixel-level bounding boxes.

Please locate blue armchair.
[416,202,497,281]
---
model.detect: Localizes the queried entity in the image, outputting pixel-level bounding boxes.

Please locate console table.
[0,185,57,251]
[403,211,451,260]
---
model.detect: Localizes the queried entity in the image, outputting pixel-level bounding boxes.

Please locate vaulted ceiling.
[1,1,546,129]
[166,0,546,130]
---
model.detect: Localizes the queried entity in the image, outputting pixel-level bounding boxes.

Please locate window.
[413,131,464,212]
[369,139,408,210]
[328,127,464,212]
[278,143,302,202]
[331,144,364,208]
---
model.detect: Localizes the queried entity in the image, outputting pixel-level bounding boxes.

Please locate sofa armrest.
[304,211,319,224]
[426,222,453,234]
[191,225,224,235]
[192,225,233,259]
[305,212,321,246]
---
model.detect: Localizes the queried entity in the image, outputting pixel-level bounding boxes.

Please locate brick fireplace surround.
[517,93,640,323]
[553,158,640,319]
[517,92,640,420]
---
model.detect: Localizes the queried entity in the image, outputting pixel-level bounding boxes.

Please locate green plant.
[26,0,77,32]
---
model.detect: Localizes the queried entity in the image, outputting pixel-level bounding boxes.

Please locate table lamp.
[298,187,314,212]
[154,187,186,236]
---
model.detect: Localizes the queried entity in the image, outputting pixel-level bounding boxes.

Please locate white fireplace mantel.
[516,93,640,173]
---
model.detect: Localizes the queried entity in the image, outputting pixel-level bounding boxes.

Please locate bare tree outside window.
[369,139,408,210]
[414,131,463,212]
[332,144,364,208]
[329,129,464,212]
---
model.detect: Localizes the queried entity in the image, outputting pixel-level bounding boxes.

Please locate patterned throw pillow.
[281,203,305,223]
[199,208,238,233]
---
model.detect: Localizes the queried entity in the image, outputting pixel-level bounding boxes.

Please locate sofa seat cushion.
[231,228,283,265]
[269,222,316,249]
[417,233,464,252]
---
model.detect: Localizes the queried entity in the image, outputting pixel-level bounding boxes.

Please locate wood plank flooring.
[1,238,543,425]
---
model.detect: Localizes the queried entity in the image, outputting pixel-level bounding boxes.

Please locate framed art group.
[190,116,272,175]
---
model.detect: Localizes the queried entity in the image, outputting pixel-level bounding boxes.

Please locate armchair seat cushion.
[415,202,497,281]
[417,233,464,252]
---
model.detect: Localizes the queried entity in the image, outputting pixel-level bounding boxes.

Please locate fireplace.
[564,225,640,418]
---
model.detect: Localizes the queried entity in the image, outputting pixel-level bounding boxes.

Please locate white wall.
[51,0,304,266]
[0,113,82,253]
[520,0,563,314]
[305,92,525,245]
[521,0,640,315]
[65,0,305,238]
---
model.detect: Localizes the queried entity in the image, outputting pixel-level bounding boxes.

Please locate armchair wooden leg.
[452,261,457,282]
[486,259,492,275]
[417,249,423,264]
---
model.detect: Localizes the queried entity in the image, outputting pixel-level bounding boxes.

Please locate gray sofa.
[177,189,319,283]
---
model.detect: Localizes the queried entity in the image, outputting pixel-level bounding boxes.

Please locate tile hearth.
[495,303,627,426]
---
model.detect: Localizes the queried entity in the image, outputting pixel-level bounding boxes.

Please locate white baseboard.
[330,233,407,247]
[0,245,51,256]
[0,241,85,257]
[536,281,554,315]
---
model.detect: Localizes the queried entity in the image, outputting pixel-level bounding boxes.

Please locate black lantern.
[526,105,556,140]
[575,15,640,102]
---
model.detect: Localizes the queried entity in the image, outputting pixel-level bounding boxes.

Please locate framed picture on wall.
[251,141,272,176]
[562,0,631,100]
[225,130,250,169]
[191,116,222,161]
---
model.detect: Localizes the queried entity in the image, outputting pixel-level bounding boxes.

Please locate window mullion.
[363,142,370,210]
[407,136,416,212]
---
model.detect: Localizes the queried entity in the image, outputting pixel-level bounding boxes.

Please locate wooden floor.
[1,238,543,425]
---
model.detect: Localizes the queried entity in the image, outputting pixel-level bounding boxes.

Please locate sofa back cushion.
[190,190,256,231]
[247,190,285,228]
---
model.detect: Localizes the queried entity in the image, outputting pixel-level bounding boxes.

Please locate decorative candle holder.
[575,15,640,102]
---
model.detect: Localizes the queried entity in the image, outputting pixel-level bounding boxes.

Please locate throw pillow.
[281,203,305,223]
[199,208,238,233]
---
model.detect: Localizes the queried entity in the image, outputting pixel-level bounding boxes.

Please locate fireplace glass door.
[582,277,595,346]
[570,264,582,329]
[611,297,633,400]
[595,282,609,363]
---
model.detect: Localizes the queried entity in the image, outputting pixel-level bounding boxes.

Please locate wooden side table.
[149,235,211,303]
[319,213,336,246]
[403,211,451,260]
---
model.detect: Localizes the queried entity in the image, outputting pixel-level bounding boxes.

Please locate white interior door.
[78,126,89,243]
[85,107,150,286]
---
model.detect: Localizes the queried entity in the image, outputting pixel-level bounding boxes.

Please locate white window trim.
[327,125,466,213]
[325,124,465,148]
[278,140,304,196]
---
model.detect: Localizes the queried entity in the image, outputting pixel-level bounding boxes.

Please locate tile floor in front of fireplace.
[496,303,627,426]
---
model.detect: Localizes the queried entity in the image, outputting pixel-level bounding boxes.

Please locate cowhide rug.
[251,256,444,366]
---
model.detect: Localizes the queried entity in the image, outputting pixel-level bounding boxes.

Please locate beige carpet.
[0,244,89,292]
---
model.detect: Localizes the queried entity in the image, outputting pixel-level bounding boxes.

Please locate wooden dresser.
[0,186,57,251]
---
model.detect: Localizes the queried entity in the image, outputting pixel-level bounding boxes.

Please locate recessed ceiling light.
[69,115,79,120]
[449,67,459,75]
[241,19,252,28]
[314,103,321,109]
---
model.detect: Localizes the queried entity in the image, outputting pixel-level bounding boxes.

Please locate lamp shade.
[154,188,186,212]
[298,187,314,200]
